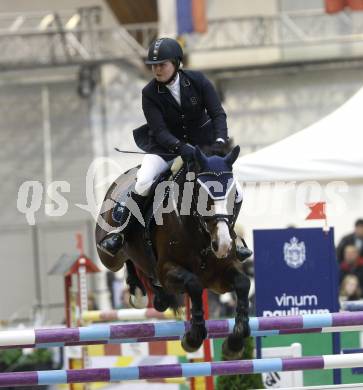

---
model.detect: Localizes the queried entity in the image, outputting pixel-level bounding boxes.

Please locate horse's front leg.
[222,271,251,360]
[164,265,207,352]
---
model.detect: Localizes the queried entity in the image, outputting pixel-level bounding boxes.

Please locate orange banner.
[192,0,207,33]
[325,0,363,12]
[347,0,363,10]
[325,0,346,13]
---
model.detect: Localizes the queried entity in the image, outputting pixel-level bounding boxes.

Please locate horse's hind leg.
[125,260,148,309]
[164,265,207,352]
[222,271,251,360]
[151,284,179,313]
[125,261,173,312]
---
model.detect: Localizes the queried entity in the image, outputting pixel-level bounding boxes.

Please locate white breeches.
[135,154,170,196]
[134,154,243,203]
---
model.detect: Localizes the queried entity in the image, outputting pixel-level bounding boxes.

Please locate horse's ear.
[224,145,240,166]
[194,145,208,167]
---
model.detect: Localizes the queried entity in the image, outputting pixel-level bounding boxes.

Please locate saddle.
[112,157,185,250]
[145,157,184,231]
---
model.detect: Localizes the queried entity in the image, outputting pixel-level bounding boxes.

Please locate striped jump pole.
[342,300,363,312]
[1,311,363,349]
[82,308,178,322]
[3,324,363,350]
[1,353,363,386]
[1,311,363,350]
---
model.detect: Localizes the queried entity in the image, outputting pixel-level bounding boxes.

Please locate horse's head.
[192,145,240,259]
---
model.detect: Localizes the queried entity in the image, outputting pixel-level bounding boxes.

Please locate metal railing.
[0,7,363,70]
[0,7,147,70]
[184,8,363,51]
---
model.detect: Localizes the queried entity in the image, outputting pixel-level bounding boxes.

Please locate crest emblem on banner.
[283,237,306,268]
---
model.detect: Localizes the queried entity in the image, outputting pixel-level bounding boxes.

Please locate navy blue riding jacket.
[133,69,228,160]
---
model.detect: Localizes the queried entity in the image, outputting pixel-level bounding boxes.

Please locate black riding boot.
[97,191,146,257]
[233,201,253,262]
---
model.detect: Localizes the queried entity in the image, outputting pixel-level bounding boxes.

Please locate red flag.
[325,0,363,13]
[306,202,326,220]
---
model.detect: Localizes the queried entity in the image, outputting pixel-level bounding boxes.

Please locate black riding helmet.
[145,37,183,67]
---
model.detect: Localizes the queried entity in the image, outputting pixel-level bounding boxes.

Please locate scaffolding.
[0,7,147,70]
[0,7,363,70]
[184,8,363,52]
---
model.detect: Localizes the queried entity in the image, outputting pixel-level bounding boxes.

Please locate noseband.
[190,168,235,236]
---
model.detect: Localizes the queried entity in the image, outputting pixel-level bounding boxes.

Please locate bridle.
[168,161,237,267]
[187,163,236,238]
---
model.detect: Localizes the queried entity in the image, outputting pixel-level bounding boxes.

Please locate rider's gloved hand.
[210,139,226,156]
[178,142,195,162]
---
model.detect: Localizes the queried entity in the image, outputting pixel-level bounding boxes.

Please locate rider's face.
[152,61,175,83]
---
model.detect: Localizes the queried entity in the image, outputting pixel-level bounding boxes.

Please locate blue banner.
[254,228,339,317]
[177,0,194,35]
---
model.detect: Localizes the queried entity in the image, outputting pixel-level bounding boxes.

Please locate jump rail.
[342,300,363,312]
[1,353,363,386]
[0,311,363,349]
[276,384,363,390]
[82,308,178,322]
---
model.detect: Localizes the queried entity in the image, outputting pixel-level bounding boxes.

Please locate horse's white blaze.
[214,199,230,215]
[215,220,232,259]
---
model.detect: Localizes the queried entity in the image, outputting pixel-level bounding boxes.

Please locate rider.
[98,37,251,261]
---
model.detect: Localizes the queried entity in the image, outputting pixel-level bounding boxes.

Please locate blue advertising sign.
[254,227,339,317]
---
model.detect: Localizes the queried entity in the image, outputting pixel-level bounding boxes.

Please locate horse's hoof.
[129,287,148,309]
[181,332,203,353]
[222,337,245,360]
[153,294,169,312]
[153,286,175,312]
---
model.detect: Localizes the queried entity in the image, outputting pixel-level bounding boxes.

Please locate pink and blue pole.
[342,300,363,312]
[1,311,363,349]
[0,353,363,386]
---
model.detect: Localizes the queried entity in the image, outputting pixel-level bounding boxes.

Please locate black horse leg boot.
[97,191,146,257]
[232,200,253,262]
[236,240,253,262]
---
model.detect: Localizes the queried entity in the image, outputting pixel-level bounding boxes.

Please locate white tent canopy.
[234,87,363,182]
[233,87,363,244]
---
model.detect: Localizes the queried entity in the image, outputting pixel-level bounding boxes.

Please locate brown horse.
[95,145,250,359]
